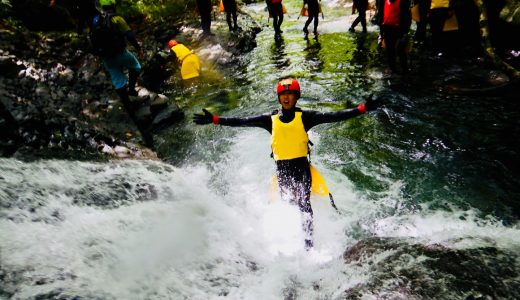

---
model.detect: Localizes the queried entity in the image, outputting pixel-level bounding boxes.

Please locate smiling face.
[278,91,298,110]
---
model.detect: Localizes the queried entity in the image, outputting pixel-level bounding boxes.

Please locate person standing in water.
[266,0,284,35]
[349,0,368,33]
[196,0,214,36]
[193,78,382,250]
[303,0,320,38]
[379,0,412,74]
[222,0,240,32]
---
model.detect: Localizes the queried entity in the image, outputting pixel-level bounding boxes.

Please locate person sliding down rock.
[193,77,383,250]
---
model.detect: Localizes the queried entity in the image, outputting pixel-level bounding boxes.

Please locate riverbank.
[0,9,261,161]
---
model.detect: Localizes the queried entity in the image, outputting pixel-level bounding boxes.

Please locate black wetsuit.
[196,0,212,35]
[217,106,363,248]
[303,0,320,35]
[351,0,369,32]
[266,0,284,34]
[223,0,238,31]
[380,0,412,73]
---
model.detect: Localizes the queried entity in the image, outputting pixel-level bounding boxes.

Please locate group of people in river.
[191,0,465,75]
[262,0,463,75]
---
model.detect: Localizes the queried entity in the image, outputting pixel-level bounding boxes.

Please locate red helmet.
[168,40,178,49]
[276,78,300,99]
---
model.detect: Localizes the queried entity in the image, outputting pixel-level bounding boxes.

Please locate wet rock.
[71,177,158,208]
[150,105,184,131]
[342,237,520,299]
[0,56,23,78]
[149,94,169,114]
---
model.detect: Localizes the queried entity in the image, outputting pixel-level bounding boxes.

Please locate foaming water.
[2,127,520,298]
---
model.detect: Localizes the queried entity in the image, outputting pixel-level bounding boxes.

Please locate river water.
[1,1,520,299]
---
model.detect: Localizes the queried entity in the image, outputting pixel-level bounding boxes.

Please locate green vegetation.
[117,0,195,21]
[0,0,11,19]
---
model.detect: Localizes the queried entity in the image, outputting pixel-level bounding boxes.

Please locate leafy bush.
[118,0,195,21]
[0,0,11,19]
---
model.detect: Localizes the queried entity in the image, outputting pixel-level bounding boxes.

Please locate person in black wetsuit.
[193,78,381,250]
[196,0,213,36]
[223,0,240,32]
[349,0,368,33]
[266,0,284,35]
[303,0,320,38]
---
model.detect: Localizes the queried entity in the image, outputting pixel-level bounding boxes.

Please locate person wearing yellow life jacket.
[168,40,201,81]
[193,78,382,250]
[429,0,451,55]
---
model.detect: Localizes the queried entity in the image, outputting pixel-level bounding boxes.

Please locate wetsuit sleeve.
[302,108,364,131]
[218,113,273,132]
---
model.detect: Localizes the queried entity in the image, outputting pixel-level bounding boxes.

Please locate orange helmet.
[276,78,301,99]
[168,40,178,49]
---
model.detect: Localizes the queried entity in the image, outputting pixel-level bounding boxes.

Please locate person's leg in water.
[104,52,154,148]
[303,14,314,38]
[223,0,239,31]
[128,69,139,96]
[307,1,320,36]
[312,10,319,36]
[359,6,367,32]
[276,158,314,250]
[396,34,409,74]
[382,25,399,72]
[274,2,284,33]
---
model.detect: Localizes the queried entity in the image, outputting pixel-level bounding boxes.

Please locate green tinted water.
[160,1,520,224]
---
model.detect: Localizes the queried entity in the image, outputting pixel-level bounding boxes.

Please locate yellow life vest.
[271,111,309,161]
[171,44,201,80]
[171,44,193,62]
[430,0,449,9]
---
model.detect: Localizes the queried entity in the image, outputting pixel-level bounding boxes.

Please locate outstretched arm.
[303,95,382,130]
[194,109,272,132]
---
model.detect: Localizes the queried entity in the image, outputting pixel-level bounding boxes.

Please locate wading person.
[379,0,412,74]
[349,0,368,33]
[90,0,153,147]
[196,0,214,36]
[222,0,240,32]
[429,0,451,55]
[266,0,284,35]
[303,0,320,38]
[193,78,381,250]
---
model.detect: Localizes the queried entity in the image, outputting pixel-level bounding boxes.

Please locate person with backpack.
[193,78,382,250]
[90,0,152,147]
